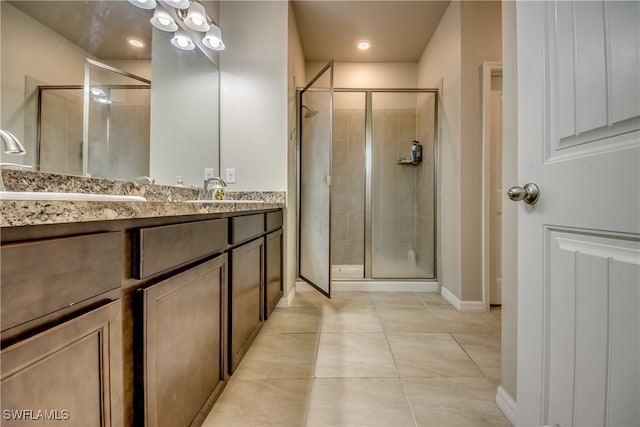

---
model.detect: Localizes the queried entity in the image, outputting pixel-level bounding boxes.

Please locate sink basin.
[0,191,146,202]
[185,199,264,204]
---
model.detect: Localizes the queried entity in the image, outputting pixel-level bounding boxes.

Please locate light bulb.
[203,24,225,51]
[127,0,157,10]
[151,8,178,32]
[171,30,195,50]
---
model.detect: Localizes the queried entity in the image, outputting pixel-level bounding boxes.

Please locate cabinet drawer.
[266,210,283,232]
[1,231,123,331]
[230,214,265,245]
[137,219,227,279]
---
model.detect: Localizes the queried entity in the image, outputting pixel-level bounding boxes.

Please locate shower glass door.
[370,91,436,279]
[299,61,333,296]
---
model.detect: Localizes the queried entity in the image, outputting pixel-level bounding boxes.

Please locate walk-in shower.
[299,63,438,295]
[33,60,151,181]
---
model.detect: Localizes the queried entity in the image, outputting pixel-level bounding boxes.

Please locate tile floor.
[202,291,509,427]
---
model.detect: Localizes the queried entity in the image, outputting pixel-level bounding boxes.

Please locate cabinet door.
[265,229,283,319]
[230,238,264,373]
[141,255,227,427]
[1,301,123,427]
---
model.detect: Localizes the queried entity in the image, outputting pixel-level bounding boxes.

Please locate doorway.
[482,62,503,309]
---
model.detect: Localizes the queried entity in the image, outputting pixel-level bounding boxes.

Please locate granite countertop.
[0,170,286,228]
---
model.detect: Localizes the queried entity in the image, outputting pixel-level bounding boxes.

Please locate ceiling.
[8,1,153,60]
[291,1,450,62]
[10,1,450,63]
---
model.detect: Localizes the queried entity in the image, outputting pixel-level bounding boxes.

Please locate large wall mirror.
[1,0,220,188]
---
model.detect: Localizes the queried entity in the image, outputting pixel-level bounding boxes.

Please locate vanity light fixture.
[183,2,210,32]
[165,0,190,10]
[150,8,178,32]
[129,0,225,52]
[128,0,157,10]
[171,30,196,50]
[202,24,225,51]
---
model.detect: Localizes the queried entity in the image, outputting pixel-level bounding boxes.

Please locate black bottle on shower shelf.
[411,140,423,163]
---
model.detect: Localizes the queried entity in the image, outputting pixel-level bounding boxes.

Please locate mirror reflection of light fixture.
[128,0,157,10]
[171,30,196,50]
[151,8,178,32]
[129,0,225,51]
[183,2,210,32]
[165,0,190,10]
[92,97,113,105]
[202,24,225,51]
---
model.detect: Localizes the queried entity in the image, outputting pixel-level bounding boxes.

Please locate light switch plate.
[225,168,236,184]
[204,168,214,180]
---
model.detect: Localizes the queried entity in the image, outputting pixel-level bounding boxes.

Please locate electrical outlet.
[225,168,236,184]
[204,168,214,180]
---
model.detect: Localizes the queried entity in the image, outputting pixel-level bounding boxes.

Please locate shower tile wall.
[39,90,84,175]
[331,109,365,266]
[371,108,420,276]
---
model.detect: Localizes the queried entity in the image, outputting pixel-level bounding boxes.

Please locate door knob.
[507,183,540,205]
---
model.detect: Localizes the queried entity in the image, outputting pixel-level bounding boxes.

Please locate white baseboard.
[440,286,486,312]
[495,386,517,426]
[276,285,297,307]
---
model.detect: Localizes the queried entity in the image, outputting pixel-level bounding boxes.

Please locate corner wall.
[417,1,463,299]
[285,2,306,301]
[459,1,502,301]
[417,1,502,304]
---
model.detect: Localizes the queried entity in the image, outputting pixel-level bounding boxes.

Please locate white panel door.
[515,2,640,426]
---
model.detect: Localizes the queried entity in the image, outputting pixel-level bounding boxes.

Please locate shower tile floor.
[202,291,510,427]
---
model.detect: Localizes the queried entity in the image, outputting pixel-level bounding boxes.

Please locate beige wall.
[501,0,518,402]
[306,62,417,89]
[417,1,502,303]
[219,1,288,191]
[417,1,463,298]
[286,2,306,300]
[460,1,502,301]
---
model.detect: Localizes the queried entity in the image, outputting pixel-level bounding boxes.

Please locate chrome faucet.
[0,130,28,191]
[135,176,155,184]
[199,176,227,200]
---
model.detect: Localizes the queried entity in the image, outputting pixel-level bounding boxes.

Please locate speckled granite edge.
[1,170,286,203]
[0,200,284,227]
[0,170,286,227]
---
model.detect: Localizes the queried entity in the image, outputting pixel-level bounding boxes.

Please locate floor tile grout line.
[449,332,491,382]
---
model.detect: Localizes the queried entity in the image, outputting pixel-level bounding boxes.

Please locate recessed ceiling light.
[357,40,370,50]
[128,38,145,48]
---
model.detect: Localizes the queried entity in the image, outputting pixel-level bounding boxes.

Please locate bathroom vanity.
[0,182,284,427]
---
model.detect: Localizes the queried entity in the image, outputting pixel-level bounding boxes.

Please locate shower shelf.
[397,159,421,165]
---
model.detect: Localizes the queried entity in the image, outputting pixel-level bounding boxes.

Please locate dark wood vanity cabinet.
[1,208,283,427]
[229,236,265,373]
[140,255,228,427]
[265,228,284,319]
[1,301,124,427]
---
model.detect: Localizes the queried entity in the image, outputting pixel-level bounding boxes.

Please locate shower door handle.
[326,175,332,186]
[507,183,540,205]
